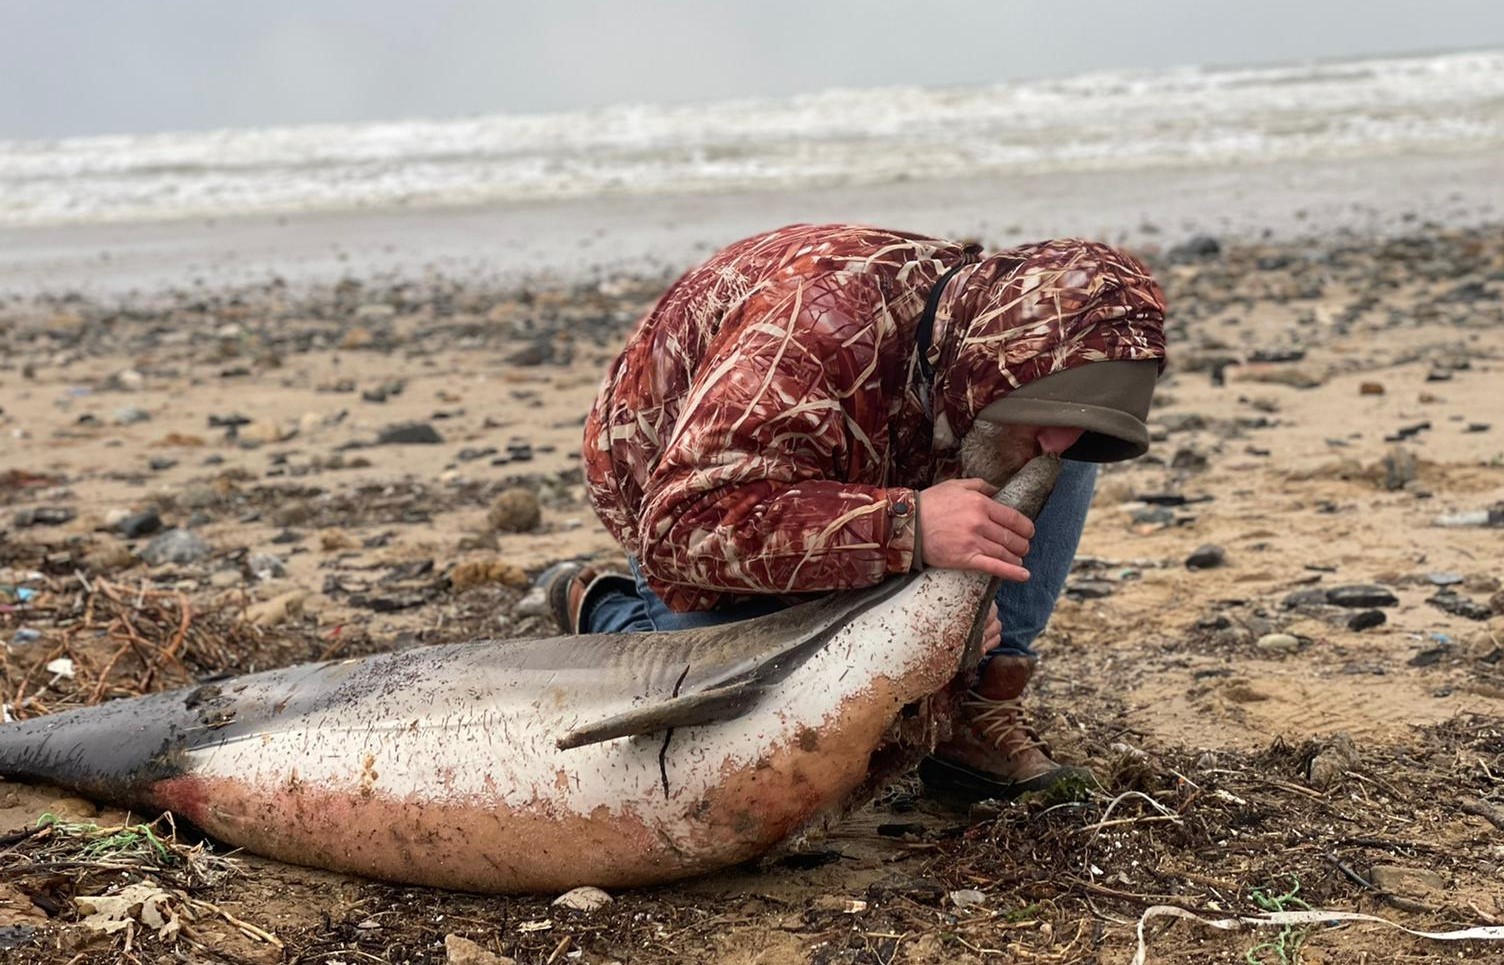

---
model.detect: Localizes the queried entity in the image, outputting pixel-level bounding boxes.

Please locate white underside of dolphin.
[0,456,1060,893]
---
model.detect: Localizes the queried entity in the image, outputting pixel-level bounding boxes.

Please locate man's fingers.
[984,501,1036,539]
[955,478,1000,496]
[966,553,1031,584]
[976,536,1025,567]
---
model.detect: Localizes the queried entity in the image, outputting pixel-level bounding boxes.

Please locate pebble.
[443,935,516,965]
[1168,234,1222,262]
[112,405,151,425]
[1326,584,1399,608]
[552,886,612,912]
[1255,633,1301,653]
[1433,507,1504,528]
[1347,609,1387,631]
[241,421,296,444]
[1426,571,1465,586]
[148,456,177,471]
[376,422,444,445]
[1305,732,1358,789]
[1282,587,1331,609]
[12,628,43,645]
[1369,865,1445,897]
[1427,591,1493,621]
[1380,447,1418,491]
[180,485,219,509]
[1247,348,1305,363]
[1185,544,1226,570]
[1065,579,1115,600]
[209,569,243,588]
[243,590,307,627]
[13,507,75,528]
[109,368,145,392]
[139,528,212,566]
[1359,381,1385,396]
[1130,506,1176,526]
[515,585,551,618]
[948,889,988,909]
[117,509,162,539]
[487,488,542,533]
[248,552,288,580]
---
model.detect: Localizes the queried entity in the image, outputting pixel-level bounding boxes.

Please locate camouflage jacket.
[584,223,1166,612]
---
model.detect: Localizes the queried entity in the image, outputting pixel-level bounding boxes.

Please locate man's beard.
[958,421,1039,486]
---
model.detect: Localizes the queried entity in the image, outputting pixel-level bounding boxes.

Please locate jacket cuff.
[884,487,920,575]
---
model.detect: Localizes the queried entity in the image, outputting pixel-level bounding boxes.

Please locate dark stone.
[506,340,552,367]
[1383,422,1431,443]
[1326,585,1399,608]
[1169,234,1222,262]
[0,925,38,951]
[1465,423,1492,433]
[1409,646,1449,668]
[1171,448,1209,472]
[358,591,433,612]
[1427,591,1493,621]
[1248,348,1306,363]
[207,413,252,428]
[270,529,303,544]
[1065,579,1115,600]
[1131,506,1176,526]
[381,559,435,584]
[875,822,927,838]
[375,422,444,445]
[1136,492,1193,506]
[1186,544,1227,570]
[1425,369,1454,382]
[1347,609,1387,631]
[457,447,498,462]
[117,509,162,539]
[148,456,177,471]
[506,443,534,462]
[13,507,75,527]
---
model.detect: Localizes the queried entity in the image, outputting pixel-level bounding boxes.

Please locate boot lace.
[961,692,1046,752]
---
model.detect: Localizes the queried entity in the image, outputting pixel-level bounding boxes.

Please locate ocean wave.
[1,49,1501,227]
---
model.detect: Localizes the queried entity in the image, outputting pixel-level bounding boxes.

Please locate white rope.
[1132,904,1504,965]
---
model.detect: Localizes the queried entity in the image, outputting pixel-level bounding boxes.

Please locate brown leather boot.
[919,654,1095,800]
[538,561,633,634]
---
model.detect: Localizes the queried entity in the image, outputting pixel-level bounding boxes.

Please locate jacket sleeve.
[635,272,918,603]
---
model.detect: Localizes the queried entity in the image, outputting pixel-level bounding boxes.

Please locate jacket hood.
[925,239,1168,457]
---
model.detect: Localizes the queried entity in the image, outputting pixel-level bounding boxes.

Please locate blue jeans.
[587,461,1098,658]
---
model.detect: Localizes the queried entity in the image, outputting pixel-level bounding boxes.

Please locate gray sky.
[5,0,1504,140]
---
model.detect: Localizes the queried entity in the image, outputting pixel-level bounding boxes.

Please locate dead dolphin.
[0,456,1060,893]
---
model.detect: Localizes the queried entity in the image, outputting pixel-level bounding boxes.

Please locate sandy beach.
[2,148,1504,964]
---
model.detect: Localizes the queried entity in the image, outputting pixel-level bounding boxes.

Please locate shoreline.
[1,148,1500,301]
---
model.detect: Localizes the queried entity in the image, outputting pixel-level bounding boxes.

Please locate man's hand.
[981,601,1001,653]
[918,478,1034,582]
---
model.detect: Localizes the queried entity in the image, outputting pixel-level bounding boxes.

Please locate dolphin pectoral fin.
[558,573,927,751]
[556,684,758,750]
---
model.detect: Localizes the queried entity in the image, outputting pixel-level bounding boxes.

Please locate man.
[548,223,1167,800]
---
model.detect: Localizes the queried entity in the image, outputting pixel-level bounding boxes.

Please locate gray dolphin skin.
[0,456,1060,893]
